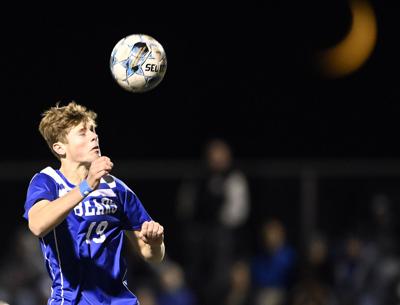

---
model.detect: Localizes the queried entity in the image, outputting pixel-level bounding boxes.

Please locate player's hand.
[138,221,164,246]
[86,156,113,190]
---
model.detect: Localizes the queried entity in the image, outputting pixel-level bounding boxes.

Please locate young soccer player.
[23,101,165,304]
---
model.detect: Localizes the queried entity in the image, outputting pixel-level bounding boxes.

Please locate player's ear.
[53,142,66,157]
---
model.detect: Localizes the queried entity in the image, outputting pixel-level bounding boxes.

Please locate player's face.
[64,120,100,163]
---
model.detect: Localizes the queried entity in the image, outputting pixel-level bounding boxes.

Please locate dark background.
[1,0,399,161]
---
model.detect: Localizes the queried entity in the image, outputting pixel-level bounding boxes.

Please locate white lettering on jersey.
[74,197,118,217]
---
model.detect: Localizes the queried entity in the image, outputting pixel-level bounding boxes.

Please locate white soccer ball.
[110,34,167,93]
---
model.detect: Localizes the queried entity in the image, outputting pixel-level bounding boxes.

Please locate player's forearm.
[141,242,165,263]
[28,187,84,237]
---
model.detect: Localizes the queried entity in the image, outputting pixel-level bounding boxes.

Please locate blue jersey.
[23,166,152,305]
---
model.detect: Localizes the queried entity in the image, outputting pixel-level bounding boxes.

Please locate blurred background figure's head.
[307,235,328,267]
[345,235,362,260]
[205,139,232,173]
[158,260,185,293]
[156,259,196,305]
[262,219,286,253]
[134,286,158,305]
[370,193,391,226]
[230,260,251,292]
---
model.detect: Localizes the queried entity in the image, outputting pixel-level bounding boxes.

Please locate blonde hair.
[39,101,97,159]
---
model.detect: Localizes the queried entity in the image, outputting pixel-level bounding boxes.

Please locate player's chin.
[86,151,101,162]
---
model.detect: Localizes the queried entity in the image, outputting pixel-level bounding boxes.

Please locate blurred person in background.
[332,233,379,305]
[176,138,251,305]
[332,192,400,305]
[289,233,337,305]
[251,218,297,305]
[366,193,398,255]
[0,224,51,305]
[225,259,254,305]
[156,259,196,305]
[360,193,400,305]
[134,285,159,305]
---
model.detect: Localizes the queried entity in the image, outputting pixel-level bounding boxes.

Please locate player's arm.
[125,221,165,263]
[28,189,85,237]
[28,157,113,237]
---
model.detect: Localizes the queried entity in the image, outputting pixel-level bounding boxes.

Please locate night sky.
[2,1,399,161]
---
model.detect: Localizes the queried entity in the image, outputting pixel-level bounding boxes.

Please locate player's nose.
[90,132,98,143]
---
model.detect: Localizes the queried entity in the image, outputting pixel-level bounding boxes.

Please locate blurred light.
[316,0,377,78]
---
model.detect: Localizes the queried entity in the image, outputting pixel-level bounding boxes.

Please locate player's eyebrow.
[76,125,87,133]
[76,121,96,134]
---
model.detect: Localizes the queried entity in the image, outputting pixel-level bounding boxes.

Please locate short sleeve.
[118,179,152,230]
[23,173,58,221]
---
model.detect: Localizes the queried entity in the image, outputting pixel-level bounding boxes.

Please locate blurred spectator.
[303,234,334,286]
[331,192,400,305]
[156,259,197,305]
[367,193,398,255]
[332,234,376,305]
[135,285,159,305]
[225,259,254,305]
[289,233,337,305]
[0,224,50,305]
[176,138,251,305]
[360,193,400,305]
[251,218,297,305]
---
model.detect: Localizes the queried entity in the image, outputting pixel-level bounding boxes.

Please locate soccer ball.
[110,34,167,93]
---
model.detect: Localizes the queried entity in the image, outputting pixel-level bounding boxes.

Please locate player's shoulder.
[109,175,130,190]
[108,175,137,194]
[29,167,57,185]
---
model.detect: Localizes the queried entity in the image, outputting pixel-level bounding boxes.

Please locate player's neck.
[59,160,90,186]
